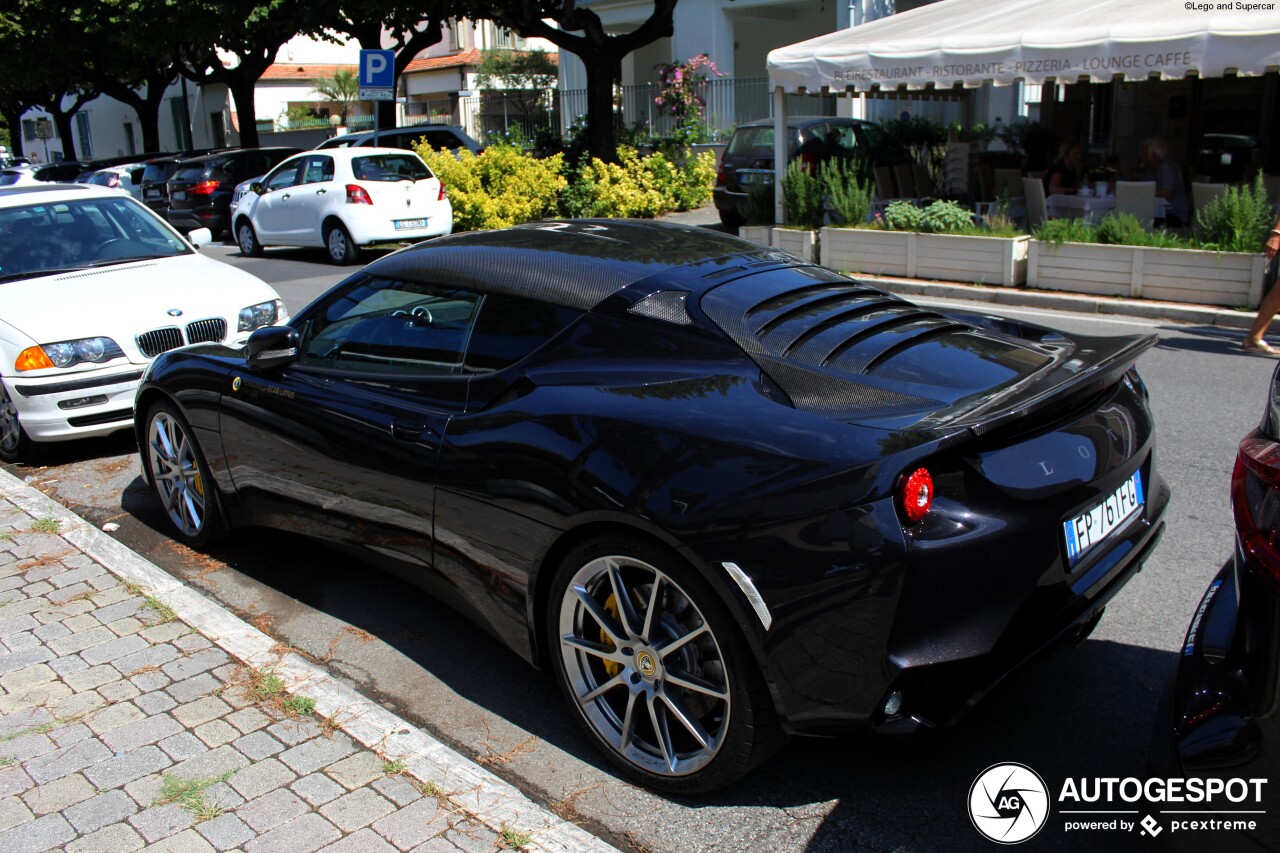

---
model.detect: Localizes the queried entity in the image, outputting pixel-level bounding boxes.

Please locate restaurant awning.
[767,0,1280,94]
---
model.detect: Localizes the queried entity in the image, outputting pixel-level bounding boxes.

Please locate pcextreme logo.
[968,763,1050,844]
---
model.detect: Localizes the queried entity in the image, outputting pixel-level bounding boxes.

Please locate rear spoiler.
[938,332,1158,437]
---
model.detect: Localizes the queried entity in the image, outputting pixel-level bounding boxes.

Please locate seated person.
[1043,142,1082,195]
[1140,137,1189,226]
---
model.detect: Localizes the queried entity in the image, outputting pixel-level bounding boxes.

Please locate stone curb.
[862,275,1273,331]
[0,466,620,853]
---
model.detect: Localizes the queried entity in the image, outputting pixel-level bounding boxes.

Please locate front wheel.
[325,222,359,265]
[0,382,38,463]
[144,401,225,547]
[547,535,783,793]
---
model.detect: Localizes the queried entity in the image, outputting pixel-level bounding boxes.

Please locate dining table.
[1046,193,1170,222]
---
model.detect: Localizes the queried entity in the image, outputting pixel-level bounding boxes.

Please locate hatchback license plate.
[145,189,161,198]
[172,190,186,201]
[1063,471,1144,567]
[394,218,426,230]
[739,170,773,185]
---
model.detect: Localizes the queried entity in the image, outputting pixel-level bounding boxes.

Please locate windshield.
[0,196,192,282]
[351,154,431,182]
[142,162,178,184]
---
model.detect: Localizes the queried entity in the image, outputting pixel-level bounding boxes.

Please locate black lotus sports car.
[136,220,1169,792]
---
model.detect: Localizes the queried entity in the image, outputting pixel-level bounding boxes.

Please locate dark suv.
[141,151,222,215]
[315,123,482,154]
[714,116,879,226]
[166,147,301,235]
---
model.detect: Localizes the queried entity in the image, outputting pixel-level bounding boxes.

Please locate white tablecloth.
[1047,194,1170,222]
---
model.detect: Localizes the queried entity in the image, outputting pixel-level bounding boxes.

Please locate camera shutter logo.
[968,763,1050,844]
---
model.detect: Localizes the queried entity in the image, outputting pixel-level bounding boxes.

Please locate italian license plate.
[394,218,426,230]
[172,190,186,201]
[144,189,161,198]
[1063,471,1144,567]
[739,170,773,185]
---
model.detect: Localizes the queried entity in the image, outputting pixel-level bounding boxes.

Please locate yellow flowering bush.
[416,142,565,232]
[560,147,717,218]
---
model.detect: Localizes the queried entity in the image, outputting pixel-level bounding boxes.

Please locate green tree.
[314,69,360,125]
[487,0,680,162]
[475,47,557,91]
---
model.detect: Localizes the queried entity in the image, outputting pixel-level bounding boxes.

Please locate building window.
[22,119,36,141]
[122,122,136,155]
[75,113,93,158]
[169,97,191,149]
[494,26,516,49]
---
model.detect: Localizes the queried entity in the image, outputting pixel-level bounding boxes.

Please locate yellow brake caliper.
[602,594,623,677]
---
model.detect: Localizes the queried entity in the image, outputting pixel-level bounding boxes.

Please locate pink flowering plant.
[654,54,723,146]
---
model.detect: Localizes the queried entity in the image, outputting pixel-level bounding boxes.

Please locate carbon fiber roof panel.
[362,220,771,311]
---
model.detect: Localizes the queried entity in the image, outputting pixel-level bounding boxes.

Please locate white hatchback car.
[86,165,146,201]
[0,184,285,461]
[233,148,452,265]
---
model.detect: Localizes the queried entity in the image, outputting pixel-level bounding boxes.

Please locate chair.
[912,162,933,200]
[1114,181,1156,230]
[1022,177,1049,229]
[873,166,896,201]
[1263,174,1280,207]
[893,164,917,200]
[1191,182,1226,221]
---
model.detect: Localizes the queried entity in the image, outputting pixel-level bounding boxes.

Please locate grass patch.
[382,757,407,775]
[418,779,444,798]
[283,695,315,717]
[0,756,13,767]
[0,713,85,743]
[122,579,143,596]
[142,596,176,624]
[30,518,60,534]
[0,531,13,542]
[499,827,533,850]
[153,771,235,822]
[245,668,286,702]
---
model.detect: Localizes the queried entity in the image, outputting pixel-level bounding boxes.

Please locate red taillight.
[346,184,373,204]
[106,174,120,187]
[437,182,447,202]
[716,164,727,185]
[898,467,933,525]
[1232,430,1280,589]
[189,180,220,196]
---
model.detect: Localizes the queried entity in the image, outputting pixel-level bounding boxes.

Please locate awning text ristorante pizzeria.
[831,50,1195,83]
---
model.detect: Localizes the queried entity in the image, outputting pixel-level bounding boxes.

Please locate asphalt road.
[7,237,1275,852]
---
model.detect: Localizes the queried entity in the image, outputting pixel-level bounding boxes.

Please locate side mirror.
[187,227,213,249]
[250,182,264,195]
[246,326,299,371]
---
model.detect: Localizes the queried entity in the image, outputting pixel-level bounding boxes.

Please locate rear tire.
[325,222,359,265]
[546,534,784,793]
[237,221,263,257]
[143,400,225,548]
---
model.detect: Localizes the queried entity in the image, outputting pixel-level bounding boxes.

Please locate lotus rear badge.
[167,308,183,317]
[231,377,241,392]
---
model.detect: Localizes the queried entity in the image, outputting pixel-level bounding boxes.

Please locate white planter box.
[738,225,775,247]
[772,227,818,262]
[820,228,1031,286]
[1029,241,1268,308]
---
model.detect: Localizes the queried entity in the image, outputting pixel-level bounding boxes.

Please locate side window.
[264,160,302,192]
[299,277,482,377]
[300,156,333,185]
[423,130,462,151]
[464,294,581,372]
[829,125,860,154]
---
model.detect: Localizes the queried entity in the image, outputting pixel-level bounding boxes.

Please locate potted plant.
[738,181,776,246]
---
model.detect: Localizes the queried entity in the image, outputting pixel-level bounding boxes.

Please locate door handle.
[390,419,435,441]
[316,188,327,195]
[281,193,291,200]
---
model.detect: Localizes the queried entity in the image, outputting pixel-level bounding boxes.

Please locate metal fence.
[400,77,836,145]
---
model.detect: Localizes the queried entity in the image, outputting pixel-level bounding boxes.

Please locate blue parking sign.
[359,49,395,88]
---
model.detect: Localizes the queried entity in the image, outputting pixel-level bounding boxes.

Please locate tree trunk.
[228,76,259,148]
[584,54,618,162]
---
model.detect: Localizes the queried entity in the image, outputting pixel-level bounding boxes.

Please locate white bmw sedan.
[0,184,285,462]
[233,147,452,265]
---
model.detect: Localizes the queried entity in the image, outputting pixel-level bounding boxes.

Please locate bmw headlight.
[16,337,125,371]
[238,299,285,332]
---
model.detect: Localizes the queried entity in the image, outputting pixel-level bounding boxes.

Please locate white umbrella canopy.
[768,0,1280,94]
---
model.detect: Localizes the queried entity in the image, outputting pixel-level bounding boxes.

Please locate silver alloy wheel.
[238,224,255,255]
[558,555,731,777]
[147,411,206,538]
[327,227,349,262]
[0,385,21,456]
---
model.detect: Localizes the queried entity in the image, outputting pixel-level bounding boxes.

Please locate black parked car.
[1153,362,1280,850]
[714,116,879,226]
[136,221,1168,792]
[166,148,301,236]
[316,123,482,155]
[140,150,223,215]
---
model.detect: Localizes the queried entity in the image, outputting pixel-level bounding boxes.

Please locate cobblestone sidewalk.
[0,473,615,853]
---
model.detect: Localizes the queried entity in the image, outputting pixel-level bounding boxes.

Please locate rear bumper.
[346,207,453,245]
[713,186,747,214]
